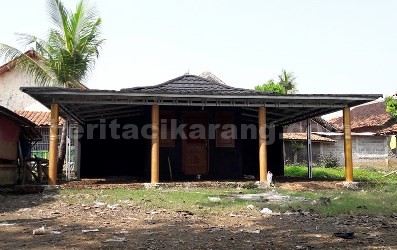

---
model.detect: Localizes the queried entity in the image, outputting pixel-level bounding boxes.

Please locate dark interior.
[80,106,284,181]
[80,115,149,178]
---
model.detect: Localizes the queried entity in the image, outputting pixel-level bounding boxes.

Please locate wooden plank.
[0,141,17,160]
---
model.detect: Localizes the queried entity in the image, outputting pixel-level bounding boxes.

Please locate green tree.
[0,0,104,175]
[255,79,286,94]
[278,69,298,94]
[385,96,397,119]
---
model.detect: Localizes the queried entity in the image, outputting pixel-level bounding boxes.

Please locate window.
[215,112,235,147]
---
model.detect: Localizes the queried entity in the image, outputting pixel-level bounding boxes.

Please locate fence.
[31,126,76,160]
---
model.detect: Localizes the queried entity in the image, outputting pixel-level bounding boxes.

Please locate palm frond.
[1,0,103,88]
[0,43,58,86]
[15,33,51,58]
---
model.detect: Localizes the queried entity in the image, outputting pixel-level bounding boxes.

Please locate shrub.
[317,153,340,168]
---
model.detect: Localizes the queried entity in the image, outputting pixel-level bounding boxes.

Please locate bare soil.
[0,181,396,249]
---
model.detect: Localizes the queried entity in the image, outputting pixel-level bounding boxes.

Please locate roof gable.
[0,50,38,75]
[121,74,266,96]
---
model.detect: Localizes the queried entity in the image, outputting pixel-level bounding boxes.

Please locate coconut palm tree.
[278,69,297,94]
[0,0,104,176]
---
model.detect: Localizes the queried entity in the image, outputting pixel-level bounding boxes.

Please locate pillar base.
[255,181,271,189]
[144,183,164,189]
[342,181,359,190]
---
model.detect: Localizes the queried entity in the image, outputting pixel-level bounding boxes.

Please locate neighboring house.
[0,51,85,159]
[283,102,396,168]
[0,50,88,111]
[327,99,397,167]
[21,74,378,182]
[0,50,48,111]
[0,105,41,185]
[283,118,339,164]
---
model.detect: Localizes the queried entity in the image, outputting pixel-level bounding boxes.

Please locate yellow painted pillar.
[151,104,160,183]
[343,107,353,182]
[258,106,267,182]
[48,103,59,185]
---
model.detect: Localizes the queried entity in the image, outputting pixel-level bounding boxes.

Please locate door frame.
[181,111,209,175]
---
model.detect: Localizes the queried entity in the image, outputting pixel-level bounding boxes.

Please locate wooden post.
[74,126,81,180]
[48,103,59,185]
[343,107,353,182]
[306,119,313,178]
[258,106,267,182]
[151,104,160,183]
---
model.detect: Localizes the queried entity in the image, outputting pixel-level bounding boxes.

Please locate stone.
[342,182,359,190]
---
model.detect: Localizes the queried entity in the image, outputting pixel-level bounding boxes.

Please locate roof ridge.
[122,75,188,91]
[120,74,261,93]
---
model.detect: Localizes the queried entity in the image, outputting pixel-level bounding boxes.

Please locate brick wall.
[286,135,390,167]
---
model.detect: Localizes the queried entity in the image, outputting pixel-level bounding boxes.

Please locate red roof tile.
[283,132,335,142]
[329,100,395,133]
[15,111,64,126]
[376,123,397,135]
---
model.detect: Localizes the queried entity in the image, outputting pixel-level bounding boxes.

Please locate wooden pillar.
[343,107,353,182]
[151,104,160,183]
[258,106,267,182]
[48,103,59,185]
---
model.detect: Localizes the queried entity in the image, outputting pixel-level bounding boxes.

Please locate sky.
[0,0,396,96]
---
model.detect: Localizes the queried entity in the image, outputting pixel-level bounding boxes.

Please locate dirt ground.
[0,181,396,249]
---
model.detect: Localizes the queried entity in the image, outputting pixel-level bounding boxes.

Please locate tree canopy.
[278,69,297,94]
[0,0,104,87]
[255,79,286,94]
[255,69,297,94]
[385,96,397,119]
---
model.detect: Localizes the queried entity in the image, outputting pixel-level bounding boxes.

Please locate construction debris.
[104,236,127,242]
[82,229,99,233]
[32,226,46,235]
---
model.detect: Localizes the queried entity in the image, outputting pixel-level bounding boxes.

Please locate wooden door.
[182,112,208,175]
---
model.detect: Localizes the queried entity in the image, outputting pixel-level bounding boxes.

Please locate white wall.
[0,67,48,111]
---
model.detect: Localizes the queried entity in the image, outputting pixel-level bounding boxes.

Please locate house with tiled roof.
[329,99,397,135]
[327,98,397,165]
[0,50,81,160]
[283,117,339,164]
[283,99,397,167]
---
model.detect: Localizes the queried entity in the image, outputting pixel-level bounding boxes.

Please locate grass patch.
[278,185,397,216]
[284,165,397,183]
[58,166,397,217]
[60,188,266,216]
[280,165,397,215]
